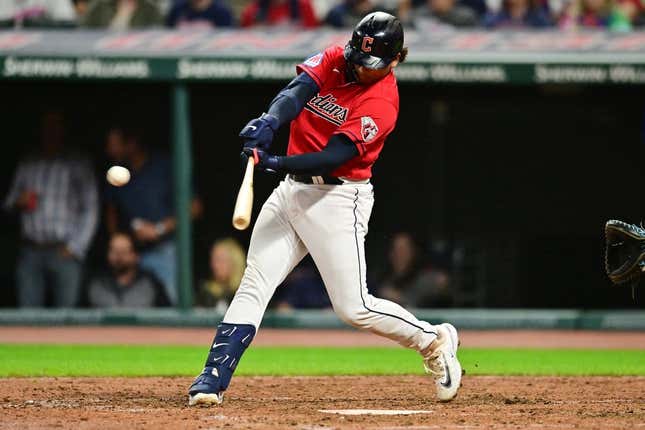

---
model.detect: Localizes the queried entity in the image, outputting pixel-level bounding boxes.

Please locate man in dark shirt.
[413,0,478,27]
[166,0,233,28]
[104,125,202,305]
[85,232,169,308]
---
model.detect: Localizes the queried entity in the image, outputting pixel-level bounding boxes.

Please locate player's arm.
[239,73,319,150]
[245,133,358,176]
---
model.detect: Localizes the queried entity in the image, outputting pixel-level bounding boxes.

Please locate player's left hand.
[241,148,280,173]
[239,113,279,150]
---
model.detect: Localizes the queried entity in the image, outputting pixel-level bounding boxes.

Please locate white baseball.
[106,165,131,187]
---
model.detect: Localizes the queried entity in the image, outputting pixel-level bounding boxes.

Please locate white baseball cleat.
[188,392,224,406]
[423,323,462,402]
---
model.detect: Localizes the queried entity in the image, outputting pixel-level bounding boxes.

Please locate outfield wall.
[0,309,643,330]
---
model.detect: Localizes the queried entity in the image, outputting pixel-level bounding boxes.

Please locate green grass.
[0,344,644,377]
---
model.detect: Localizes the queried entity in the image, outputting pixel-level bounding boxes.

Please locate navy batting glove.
[239,113,279,150]
[241,148,281,173]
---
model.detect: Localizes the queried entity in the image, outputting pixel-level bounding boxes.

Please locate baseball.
[106,165,131,187]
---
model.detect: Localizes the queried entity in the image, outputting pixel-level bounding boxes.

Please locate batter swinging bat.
[232,152,257,230]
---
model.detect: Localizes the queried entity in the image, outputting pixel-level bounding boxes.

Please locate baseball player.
[189,11,462,406]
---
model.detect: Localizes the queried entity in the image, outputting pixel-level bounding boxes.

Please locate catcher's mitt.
[604,219,645,286]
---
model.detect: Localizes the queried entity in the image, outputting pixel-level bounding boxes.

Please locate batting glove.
[241,148,281,173]
[239,113,279,151]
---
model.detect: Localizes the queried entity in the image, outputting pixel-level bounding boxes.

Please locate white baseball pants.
[224,176,438,353]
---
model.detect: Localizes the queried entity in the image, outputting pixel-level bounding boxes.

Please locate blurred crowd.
[4,110,459,310]
[1,0,644,31]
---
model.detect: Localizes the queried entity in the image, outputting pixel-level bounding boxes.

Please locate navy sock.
[204,322,256,391]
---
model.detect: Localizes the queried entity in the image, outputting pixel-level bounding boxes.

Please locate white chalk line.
[318,409,433,416]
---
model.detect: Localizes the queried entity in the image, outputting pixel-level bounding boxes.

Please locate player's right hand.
[239,113,279,150]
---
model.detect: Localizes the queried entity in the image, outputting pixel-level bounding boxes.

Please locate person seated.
[621,0,645,27]
[84,232,170,308]
[325,0,380,28]
[483,0,553,27]
[558,0,635,30]
[81,0,163,29]
[72,0,90,20]
[273,256,331,311]
[399,0,486,25]
[240,0,319,28]
[413,0,479,27]
[0,0,76,28]
[103,123,202,306]
[166,0,233,28]
[378,232,453,307]
[195,238,246,312]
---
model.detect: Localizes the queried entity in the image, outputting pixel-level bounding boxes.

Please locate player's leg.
[293,183,461,401]
[189,181,308,406]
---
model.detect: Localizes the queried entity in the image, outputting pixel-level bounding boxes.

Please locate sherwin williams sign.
[1,30,645,84]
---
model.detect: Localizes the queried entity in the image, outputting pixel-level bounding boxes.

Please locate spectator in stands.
[461,0,488,16]
[412,0,479,27]
[240,0,319,27]
[483,0,553,27]
[104,124,202,306]
[628,0,645,26]
[4,110,99,308]
[618,0,645,27]
[558,0,635,29]
[166,0,234,28]
[72,0,90,19]
[399,0,486,25]
[82,0,163,29]
[84,232,170,308]
[378,232,453,307]
[0,0,77,27]
[195,238,246,311]
[273,256,331,310]
[325,0,380,28]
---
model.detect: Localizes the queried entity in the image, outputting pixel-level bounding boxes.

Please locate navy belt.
[290,174,344,185]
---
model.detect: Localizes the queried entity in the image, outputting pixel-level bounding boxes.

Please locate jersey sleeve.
[296,46,341,89]
[333,98,397,155]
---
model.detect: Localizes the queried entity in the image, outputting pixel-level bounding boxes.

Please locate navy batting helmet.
[344,12,404,70]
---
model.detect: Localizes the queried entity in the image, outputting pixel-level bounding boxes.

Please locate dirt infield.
[1,326,645,348]
[1,327,644,428]
[2,376,644,430]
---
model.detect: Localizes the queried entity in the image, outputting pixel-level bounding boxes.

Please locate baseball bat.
[232,155,256,230]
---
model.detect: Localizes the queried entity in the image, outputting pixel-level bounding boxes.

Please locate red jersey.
[240,0,318,28]
[289,45,399,180]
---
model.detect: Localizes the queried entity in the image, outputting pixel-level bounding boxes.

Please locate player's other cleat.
[188,367,224,406]
[423,323,462,402]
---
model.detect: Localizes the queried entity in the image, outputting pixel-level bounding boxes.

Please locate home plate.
[318,409,433,416]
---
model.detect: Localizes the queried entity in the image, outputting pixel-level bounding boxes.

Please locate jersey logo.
[361,36,374,53]
[361,116,378,142]
[304,53,323,67]
[305,93,348,126]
